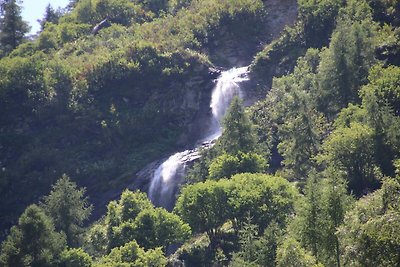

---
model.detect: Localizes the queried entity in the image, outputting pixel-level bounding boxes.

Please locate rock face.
[264,0,298,41]
[207,0,298,68]
[92,19,111,35]
[89,65,219,219]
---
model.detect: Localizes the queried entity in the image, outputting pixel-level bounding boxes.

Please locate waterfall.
[148,66,250,210]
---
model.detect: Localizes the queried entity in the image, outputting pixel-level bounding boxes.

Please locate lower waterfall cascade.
[148,66,250,210]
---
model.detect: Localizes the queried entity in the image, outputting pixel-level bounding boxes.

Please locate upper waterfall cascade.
[148,66,250,210]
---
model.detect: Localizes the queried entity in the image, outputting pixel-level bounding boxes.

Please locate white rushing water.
[148,66,250,210]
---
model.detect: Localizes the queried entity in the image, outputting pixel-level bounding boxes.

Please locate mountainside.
[0,0,297,235]
[1,0,400,266]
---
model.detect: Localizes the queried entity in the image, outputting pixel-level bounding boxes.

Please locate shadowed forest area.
[0,0,400,266]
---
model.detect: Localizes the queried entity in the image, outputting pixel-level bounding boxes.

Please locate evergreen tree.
[67,0,79,11]
[338,174,400,266]
[289,170,353,266]
[38,4,61,31]
[235,216,260,264]
[322,170,353,267]
[276,237,321,267]
[218,97,257,155]
[41,174,93,247]
[0,205,66,267]
[293,172,324,260]
[317,0,376,116]
[231,217,283,266]
[0,0,30,56]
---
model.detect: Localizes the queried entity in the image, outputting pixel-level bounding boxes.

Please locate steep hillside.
[0,0,298,238]
[1,0,400,266]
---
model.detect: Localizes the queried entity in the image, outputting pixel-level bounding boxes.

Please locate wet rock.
[92,19,111,35]
[208,67,222,79]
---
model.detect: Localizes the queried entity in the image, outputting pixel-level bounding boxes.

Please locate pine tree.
[322,169,353,267]
[218,97,256,155]
[66,0,79,11]
[297,172,324,260]
[0,205,66,267]
[42,174,93,247]
[39,4,61,31]
[0,0,30,56]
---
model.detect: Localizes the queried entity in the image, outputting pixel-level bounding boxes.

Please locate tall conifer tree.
[0,0,29,56]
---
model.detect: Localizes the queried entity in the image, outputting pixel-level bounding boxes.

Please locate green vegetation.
[0,0,266,237]
[1,0,400,266]
[0,0,30,57]
[0,204,66,267]
[41,175,93,247]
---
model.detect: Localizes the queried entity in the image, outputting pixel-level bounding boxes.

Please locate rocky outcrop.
[206,0,298,68]
[89,66,220,219]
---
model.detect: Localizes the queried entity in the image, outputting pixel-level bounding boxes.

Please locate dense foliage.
[0,0,266,237]
[1,0,400,266]
[0,0,30,57]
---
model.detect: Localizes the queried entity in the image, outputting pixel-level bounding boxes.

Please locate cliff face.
[207,0,298,68]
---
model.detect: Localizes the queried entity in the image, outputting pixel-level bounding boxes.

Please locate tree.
[132,208,191,251]
[318,123,378,196]
[119,189,153,222]
[174,179,232,245]
[316,0,376,116]
[60,248,92,267]
[322,170,353,267]
[104,190,154,251]
[105,200,121,251]
[257,222,284,267]
[73,0,93,23]
[39,4,62,31]
[299,0,344,47]
[67,0,80,11]
[251,48,325,180]
[277,97,325,181]
[288,169,353,266]
[291,172,324,260]
[0,0,30,56]
[235,217,260,264]
[338,174,400,266]
[361,65,400,174]
[218,97,257,155]
[276,238,321,267]
[230,217,283,267]
[42,174,93,247]
[99,240,166,267]
[208,152,266,180]
[135,0,168,15]
[0,205,66,267]
[228,173,297,232]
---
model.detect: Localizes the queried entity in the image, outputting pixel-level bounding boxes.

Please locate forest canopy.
[1,0,400,266]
